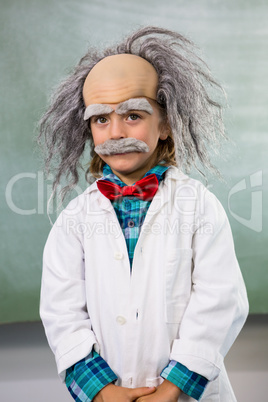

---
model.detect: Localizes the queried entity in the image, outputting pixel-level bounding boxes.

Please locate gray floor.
[0,315,267,402]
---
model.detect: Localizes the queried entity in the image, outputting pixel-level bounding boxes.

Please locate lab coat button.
[116,316,126,325]
[114,252,124,260]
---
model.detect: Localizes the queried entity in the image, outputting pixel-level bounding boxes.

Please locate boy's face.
[83,54,169,184]
[90,98,168,185]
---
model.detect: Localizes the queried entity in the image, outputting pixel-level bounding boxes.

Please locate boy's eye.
[95,116,108,124]
[127,114,140,121]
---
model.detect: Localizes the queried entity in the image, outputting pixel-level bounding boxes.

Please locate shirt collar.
[102,163,169,187]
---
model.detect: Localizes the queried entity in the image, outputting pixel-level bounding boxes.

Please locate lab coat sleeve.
[40,199,98,381]
[170,189,249,381]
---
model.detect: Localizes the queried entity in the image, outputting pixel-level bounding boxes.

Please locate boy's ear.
[159,120,171,141]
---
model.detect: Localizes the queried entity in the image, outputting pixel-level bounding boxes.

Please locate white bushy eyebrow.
[116,98,153,115]
[83,98,154,121]
[84,104,114,121]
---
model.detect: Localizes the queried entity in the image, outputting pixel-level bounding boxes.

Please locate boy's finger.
[129,386,156,400]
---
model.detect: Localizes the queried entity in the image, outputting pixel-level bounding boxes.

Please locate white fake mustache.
[94,138,149,156]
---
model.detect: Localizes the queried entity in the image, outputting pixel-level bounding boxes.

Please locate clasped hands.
[93,379,181,402]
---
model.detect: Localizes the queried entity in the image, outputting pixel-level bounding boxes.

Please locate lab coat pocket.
[146,376,163,387]
[165,248,193,323]
[200,377,219,401]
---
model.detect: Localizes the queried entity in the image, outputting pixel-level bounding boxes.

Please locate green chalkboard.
[0,0,267,323]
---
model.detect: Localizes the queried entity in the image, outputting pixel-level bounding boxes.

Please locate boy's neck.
[110,170,147,186]
[108,162,158,185]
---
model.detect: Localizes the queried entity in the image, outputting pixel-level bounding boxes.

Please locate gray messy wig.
[38,26,226,200]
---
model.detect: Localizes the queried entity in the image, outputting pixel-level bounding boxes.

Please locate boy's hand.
[93,383,156,402]
[135,380,181,402]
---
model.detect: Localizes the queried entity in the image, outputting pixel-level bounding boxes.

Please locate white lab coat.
[40,167,248,401]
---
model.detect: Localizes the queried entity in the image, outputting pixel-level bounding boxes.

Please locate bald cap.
[82,54,158,106]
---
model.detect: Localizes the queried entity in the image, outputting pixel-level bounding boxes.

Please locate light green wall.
[0,0,267,323]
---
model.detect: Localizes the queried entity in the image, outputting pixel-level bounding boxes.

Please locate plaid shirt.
[65,164,208,401]
[102,164,169,268]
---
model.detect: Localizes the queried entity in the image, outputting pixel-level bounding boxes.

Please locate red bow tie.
[97,173,159,201]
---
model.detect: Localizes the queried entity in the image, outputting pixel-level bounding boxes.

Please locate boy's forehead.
[82,54,158,106]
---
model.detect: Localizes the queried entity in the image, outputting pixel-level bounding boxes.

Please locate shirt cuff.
[65,350,118,401]
[161,360,208,401]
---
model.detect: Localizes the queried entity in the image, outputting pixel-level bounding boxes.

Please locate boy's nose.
[109,118,126,139]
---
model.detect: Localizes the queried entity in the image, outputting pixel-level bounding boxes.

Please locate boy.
[39,27,248,401]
